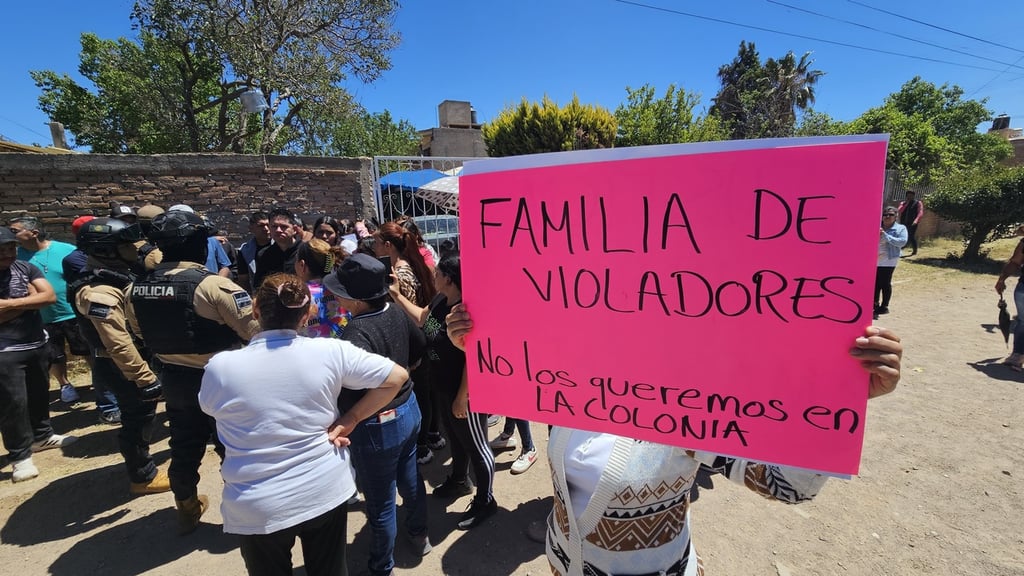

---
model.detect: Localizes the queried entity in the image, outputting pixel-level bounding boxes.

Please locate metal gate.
[884,169,932,205]
[371,156,477,223]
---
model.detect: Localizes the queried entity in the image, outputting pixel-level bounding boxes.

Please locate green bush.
[483,95,616,157]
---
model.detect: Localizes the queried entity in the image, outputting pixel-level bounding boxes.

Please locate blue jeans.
[348,393,427,576]
[502,418,535,452]
[1013,281,1024,355]
[91,349,120,415]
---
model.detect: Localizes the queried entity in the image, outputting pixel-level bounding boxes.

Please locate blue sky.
[2,0,1022,147]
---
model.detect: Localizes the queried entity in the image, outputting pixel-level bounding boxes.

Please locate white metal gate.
[371,156,477,223]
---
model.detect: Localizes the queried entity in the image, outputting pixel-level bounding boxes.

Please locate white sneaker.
[60,384,80,404]
[510,449,538,475]
[11,456,39,483]
[32,433,78,452]
[489,432,518,451]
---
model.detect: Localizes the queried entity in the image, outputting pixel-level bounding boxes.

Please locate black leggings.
[875,266,896,308]
[412,363,441,445]
[438,388,495,506]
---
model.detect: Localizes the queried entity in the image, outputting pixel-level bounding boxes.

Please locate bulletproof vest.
[130,267,241,355]
[68,269,133,351]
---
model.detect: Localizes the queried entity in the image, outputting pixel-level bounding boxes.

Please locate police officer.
[128,210,259,535]
[70,218,170,496]
[133,204,165,272]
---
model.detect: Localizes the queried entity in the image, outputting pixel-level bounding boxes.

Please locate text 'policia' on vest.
[129,209,244,357]
[131,285,176,298]
[131,267,241,355]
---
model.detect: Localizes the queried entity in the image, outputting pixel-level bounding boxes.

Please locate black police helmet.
[147,211,210,247]
[77,217,143,260]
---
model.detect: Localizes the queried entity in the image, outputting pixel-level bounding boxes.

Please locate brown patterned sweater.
[546,428,828,576]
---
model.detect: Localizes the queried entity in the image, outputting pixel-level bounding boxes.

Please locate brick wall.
[0,154,374,243]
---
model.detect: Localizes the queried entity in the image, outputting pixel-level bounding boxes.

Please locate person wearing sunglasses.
[876,206,909,318]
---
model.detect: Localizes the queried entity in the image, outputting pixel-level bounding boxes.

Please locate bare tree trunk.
[963,228,991,261]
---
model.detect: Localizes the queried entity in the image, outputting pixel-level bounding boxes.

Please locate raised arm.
[388,279,431,326]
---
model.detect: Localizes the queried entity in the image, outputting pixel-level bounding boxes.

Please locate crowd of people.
[0,200,905,576]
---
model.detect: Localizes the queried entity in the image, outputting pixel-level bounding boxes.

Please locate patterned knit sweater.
[546,428,828,576]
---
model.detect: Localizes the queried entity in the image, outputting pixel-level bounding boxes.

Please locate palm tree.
[712,43,824,139]
[761,51,823,137]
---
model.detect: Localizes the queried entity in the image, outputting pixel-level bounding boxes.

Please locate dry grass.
[65,357,92,386]
[894,235,1017,285]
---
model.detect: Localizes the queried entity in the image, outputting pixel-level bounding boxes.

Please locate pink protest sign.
[459,136,889,475]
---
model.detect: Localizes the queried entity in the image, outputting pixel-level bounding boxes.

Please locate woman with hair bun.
[199,273,407,576]
[295,239,349,339]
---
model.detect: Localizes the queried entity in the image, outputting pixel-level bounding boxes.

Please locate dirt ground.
[1,238,1023,576]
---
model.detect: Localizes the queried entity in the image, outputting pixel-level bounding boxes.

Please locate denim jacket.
[881,222,908,259]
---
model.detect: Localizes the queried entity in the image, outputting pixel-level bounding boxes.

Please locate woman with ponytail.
[295,239,350,339]
[373,222,436,307]
[395,215,439,270]
[199,273,407,576]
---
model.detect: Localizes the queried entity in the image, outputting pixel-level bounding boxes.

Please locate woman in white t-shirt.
[199,273,408,576]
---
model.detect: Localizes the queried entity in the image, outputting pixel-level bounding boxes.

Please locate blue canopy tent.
[378,169,448,190]
[377,169,454,220]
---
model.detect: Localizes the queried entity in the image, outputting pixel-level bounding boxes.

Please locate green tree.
[711,41,824,140]
[928,167,1024,260]
[614,84,726,146]
[298,109,420,157]
[848,105,952,184]
[793,109,849,137]
[32,32,224,153]
[848,77,1011,185]
[33,0,399,153]
[483,96,616,157]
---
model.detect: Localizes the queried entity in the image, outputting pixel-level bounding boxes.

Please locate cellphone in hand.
[378,256,394,285]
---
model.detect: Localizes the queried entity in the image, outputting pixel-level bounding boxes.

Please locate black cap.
[0,228,17,244]
[111,204,138,220]
[323,253,388,301]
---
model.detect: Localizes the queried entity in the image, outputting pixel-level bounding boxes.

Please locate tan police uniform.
[75,280,157,387]
[127,261,258,369]
[71,260,165,488]
[126,259,258,511]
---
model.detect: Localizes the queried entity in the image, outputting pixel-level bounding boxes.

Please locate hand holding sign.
[459,136,891,475]
[849,326,902,399]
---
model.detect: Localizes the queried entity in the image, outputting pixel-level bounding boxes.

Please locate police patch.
[232,291,252,311]
[87,303,111,319]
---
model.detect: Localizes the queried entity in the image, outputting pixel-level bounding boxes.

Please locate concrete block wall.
[0,154,374,243]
